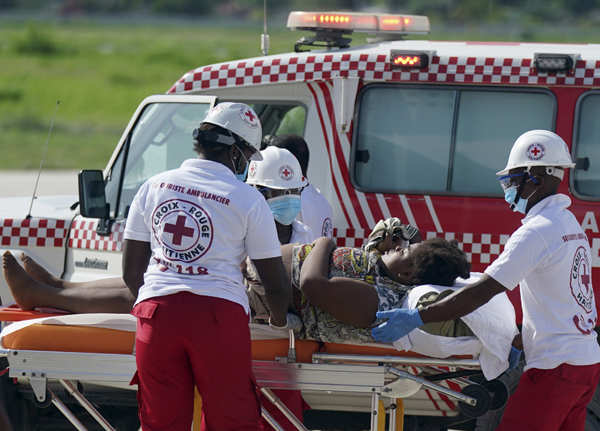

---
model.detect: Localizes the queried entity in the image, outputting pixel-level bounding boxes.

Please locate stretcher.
[0,307,508,431]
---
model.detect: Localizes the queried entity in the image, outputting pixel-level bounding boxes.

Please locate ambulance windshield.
[105,101,211,219]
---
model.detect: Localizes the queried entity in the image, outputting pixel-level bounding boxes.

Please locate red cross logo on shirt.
[164,215,195,245]
[570,246,593,314]
[581,263,591,293]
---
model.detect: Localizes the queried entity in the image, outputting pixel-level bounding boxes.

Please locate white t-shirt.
[485,194,600,371]
[290,220,314,244]
[124,159,281,313]
[299,184,333,239]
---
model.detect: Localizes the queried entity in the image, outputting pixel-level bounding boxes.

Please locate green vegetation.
[0,15,598,169]
[0,20,306,169]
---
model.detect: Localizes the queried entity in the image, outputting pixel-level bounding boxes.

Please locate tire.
[473,361,523,431]
[585,384,600,431]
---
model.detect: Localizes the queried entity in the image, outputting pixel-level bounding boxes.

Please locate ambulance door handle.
[356,150,370,163]
[576,157,590,171]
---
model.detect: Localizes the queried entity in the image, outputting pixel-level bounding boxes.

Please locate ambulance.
[1,10,600,430]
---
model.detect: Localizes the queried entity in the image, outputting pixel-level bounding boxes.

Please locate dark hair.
[270,134,309,176]
[193,123,250,157]
[410,238,470,287]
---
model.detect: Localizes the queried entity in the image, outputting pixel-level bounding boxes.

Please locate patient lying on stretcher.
[3,235,501,340]
[2,236,518,378]
[2,236,467,337]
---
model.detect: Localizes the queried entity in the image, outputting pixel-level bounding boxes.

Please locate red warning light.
[380,16,402,31]
[390,51,429,69]
[318,14,351,26]
[394,55,420,66]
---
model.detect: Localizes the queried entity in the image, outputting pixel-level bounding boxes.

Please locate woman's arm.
[299,237,336,286]
[299,238,379,328]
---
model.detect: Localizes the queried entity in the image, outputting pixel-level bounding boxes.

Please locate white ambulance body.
[2,11,600,429]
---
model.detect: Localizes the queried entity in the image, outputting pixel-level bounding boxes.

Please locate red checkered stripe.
[333,228,368,248]
[68,217,126,252]
[425,231,510,269]
[334,228,509,266]
[0,218,68,248]
[169,54,600,93]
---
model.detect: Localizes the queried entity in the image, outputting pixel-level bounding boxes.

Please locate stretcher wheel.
[468,375,509,411]
[458,384,490,418]
[32,389,52,409]
[482,379,509,410]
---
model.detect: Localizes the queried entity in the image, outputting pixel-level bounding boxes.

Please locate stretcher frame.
[0,329,490,431]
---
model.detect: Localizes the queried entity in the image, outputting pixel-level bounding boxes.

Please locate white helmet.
[246,146,308,189]
[497,130,575,175]
[201,102,263,160]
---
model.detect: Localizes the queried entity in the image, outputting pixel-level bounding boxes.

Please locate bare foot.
[2,251,41,310]
[20,253,63,289]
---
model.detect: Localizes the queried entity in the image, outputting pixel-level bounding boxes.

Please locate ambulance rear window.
[573,92,600,199]
[352,85,555,196]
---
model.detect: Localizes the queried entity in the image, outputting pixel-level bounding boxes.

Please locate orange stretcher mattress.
[0,305,69,321]
[0,307,475,361]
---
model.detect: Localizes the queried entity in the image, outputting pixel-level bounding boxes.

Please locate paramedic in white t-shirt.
[122,102,291,431]
[372,130,600,431]
[270,135,334,239]
[244,145,310,430]
[246,146,312,244]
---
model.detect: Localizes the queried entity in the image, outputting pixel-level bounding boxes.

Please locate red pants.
[131,292,262,431]
[497,363,600,431]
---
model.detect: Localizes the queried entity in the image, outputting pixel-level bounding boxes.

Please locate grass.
[0,15,598,170]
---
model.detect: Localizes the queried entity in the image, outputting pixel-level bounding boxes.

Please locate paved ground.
[0,170,79,197]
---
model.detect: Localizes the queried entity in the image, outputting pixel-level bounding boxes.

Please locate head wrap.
[363,217,420,252]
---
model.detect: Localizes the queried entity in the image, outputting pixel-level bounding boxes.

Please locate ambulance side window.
[452,91,554,194]
[353,85,555,196]
[250,103,306,139]
[573,92,600,199]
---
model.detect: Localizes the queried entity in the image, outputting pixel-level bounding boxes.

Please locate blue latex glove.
[371,308,423,343]
[508,346,522,370]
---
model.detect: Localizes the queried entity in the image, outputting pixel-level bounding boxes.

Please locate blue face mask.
[267,195,301,225]
[504,186,528,214]
[236,162,249,182]
[229,145,250,182]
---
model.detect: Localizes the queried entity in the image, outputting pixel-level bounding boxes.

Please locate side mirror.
[78,170,109,219]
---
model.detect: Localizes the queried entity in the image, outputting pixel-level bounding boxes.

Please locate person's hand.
[508,346,522,370]
[371,308,423,343]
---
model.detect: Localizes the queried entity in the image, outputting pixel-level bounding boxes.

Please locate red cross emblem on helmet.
[527,143,545,161]
[279,165,294,181]
[248,162,257,178]
[240,108,259,127]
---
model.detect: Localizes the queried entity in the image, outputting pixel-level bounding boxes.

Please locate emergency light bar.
[287,11,430,35]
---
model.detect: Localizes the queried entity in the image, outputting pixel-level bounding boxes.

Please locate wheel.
[585,384,600,431]
[482,379,509,411]
[468,374,509,411]
[473,360,523,431]
[458,384,491,418]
